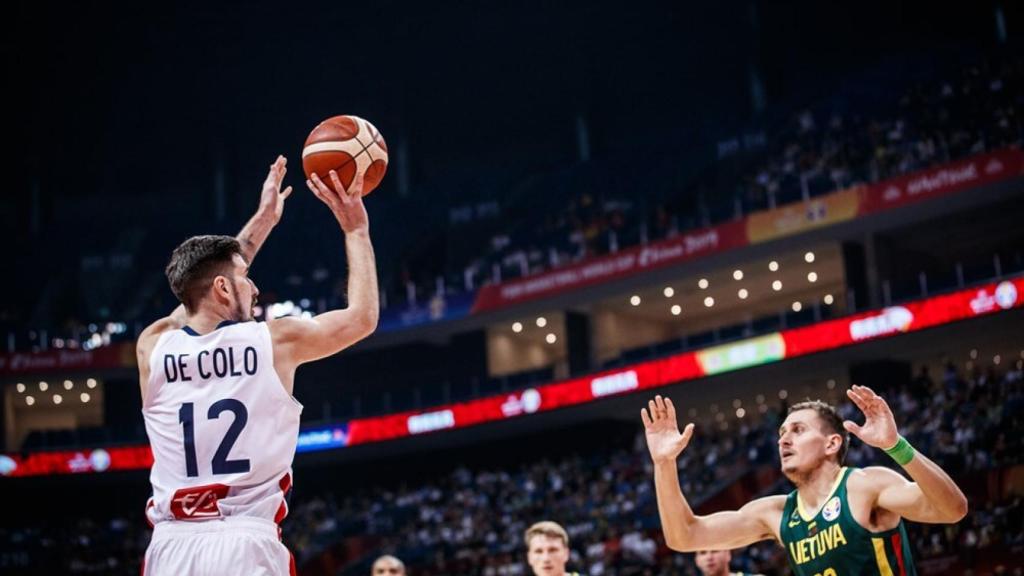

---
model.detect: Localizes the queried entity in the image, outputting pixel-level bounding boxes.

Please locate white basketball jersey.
[142,321,302,527]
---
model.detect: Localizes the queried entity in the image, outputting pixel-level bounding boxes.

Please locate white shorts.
[144,516,294,576]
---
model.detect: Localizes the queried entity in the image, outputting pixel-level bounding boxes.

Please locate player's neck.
[794,461,843,509]
[185,307,238,335]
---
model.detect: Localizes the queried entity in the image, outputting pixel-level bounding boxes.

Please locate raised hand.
[259,155,294,224]
[843,385,900,449]
[641,395,695,464]
[307,171,369,234]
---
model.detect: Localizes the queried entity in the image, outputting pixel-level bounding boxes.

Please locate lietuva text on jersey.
[780,467,917,576]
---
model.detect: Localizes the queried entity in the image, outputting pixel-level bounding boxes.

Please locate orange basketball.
[302,115,388,196]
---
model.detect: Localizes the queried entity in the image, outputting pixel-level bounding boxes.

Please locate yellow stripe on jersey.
[871,538,895,576]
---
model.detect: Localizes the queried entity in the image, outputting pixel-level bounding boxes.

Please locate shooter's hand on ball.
[308,170,369,234]
[641,395,695,464]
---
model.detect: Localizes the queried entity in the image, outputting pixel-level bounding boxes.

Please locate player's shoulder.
[741,494,788,524]
[745,494,788,511]
[848,465,907,492]
[265,315,315,342]
[137,317,179,354]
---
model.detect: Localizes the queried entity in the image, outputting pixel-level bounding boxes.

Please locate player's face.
[227,253,259,322]
[695,549,731,576]
[778,410,838,477]
[527,535,569,576]
[371,558,405,576]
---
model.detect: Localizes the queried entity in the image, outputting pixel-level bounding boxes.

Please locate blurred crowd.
[399,54,1024,308]
[1,357,1021,576]
[6,52,1023,353]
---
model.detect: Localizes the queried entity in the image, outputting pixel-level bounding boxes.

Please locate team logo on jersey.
[822,496,842,521]
[170,483,230,520]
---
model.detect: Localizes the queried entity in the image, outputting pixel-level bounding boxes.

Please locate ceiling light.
[698,278,709,289]
[536,317,547,328]
[807,272,818,283]
[704,296,715,307]
[630,295,641,306]
[663,287,674,298]
[769,261,779,272]
[670,304,682,316]
[792,301,802,312]
[512,322,523,333]
[733,270,743,280]
[805,251,815,263]
[772,280,782,291]
[738,288,748,299]
[824,294,834,305]
[545,333,557,344]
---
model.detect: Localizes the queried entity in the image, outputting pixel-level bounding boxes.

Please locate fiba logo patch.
[0,455,16,476]
[89,449,111,472]
[822,496,842,521]
[995,281,1017,309]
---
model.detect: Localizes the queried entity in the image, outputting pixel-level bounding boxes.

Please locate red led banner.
[0,445,153,478]
[4,277,1021,477]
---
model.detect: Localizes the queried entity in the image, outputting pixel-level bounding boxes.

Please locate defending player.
[525,521,584,576]
[138,158,378,575]
[642,387,968,575]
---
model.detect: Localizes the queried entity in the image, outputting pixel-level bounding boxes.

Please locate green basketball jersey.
[779,467,916,576]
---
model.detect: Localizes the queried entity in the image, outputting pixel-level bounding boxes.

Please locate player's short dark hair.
[165,235,242,312]
[788,399,849,464]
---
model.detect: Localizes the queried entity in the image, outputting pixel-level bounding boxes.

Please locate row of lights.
[16,378,97,394]
[23,392,92,406]
[510,317,558,344]
[964,349,1024,370]
[683,379,841,424]
[629,252,821,310]
[644,293,835,316]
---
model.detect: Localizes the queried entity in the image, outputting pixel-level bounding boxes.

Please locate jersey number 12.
[179,399,251,477]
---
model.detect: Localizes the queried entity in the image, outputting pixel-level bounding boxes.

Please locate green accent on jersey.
[779,467,916,576]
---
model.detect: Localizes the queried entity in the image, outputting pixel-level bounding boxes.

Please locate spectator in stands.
[694,549,762,576]
[373,555,406,576]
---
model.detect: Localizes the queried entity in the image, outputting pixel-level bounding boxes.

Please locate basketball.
[302,115,388,196]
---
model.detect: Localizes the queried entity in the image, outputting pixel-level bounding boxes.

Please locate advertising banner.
[471,221,748,312]
[0,342,135,377]
[4,278,1021,477]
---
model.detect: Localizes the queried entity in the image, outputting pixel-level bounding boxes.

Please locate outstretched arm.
[157,156,293,329]
[643,395,783,551]
[269,170,379,371]
[843,385,968,524]
[236,155,293,263]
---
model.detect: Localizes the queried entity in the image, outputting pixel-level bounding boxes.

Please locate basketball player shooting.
[135,157,378,575]
[642,387,968,575]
